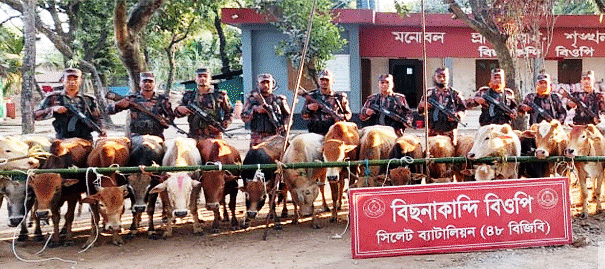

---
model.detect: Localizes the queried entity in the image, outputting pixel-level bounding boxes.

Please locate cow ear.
[62,178,79,187]
[120,185,129,198]
[529,123,539,133]
[586,124,600,136]
[520,130,535,138]
[149,182,167,194]
[551,120,561,129]
[82,194,100,204]
[499,124,513,134]
[192,179,202,188]
[343,145,358,153]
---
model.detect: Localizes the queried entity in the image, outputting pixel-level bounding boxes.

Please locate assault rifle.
[105,91,188,135]
[64,101,104,134]
[252,92,284,135]
[482,94,515,115]
[298,88,344,122]
[427,98,467,127]
[559,89,599,120]
[369,104,415,129]
[529,101,554,122]
[186,102,232,137]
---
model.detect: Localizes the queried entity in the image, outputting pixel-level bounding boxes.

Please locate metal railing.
[1,155,600,178]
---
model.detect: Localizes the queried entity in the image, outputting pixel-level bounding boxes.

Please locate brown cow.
[426,135,455,181]
[526,120,569,177]
[197,138,241,232]
[356,126,398,187]
[321,122,358,222]
[82,185,129,246]
[565,124,605,217]
[28,172,79,247]
[87,137,131,167]
[150,138,202,237]
[282,133,324,228]
[49,138,92,168]
[240,135,287,228]
[454,134,474,182]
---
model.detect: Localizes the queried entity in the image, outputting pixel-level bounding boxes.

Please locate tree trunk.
[165,46,174,92]
[114,0,167,94]
[80,60,114,126]
[215,13,230,74]
[21,0,36,134]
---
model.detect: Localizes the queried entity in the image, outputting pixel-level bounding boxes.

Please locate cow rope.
[81,167,101,253]
[206,162,223,171]
[9,170,78,268]
[0,145,51,165]
[381,157,415,187]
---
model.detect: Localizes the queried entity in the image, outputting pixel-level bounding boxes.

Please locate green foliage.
[250,0,347,73]
[0,26,23,96]
[553,0,599,14]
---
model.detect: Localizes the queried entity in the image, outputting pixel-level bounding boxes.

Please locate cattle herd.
[0,119,603,248]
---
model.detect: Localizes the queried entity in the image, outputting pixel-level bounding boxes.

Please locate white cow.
[467,124,521,180]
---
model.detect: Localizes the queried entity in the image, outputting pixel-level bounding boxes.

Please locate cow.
[515,130,548,179]
[125,135,165,238]
[426,135,455,181]
[387,133,424,185]
[524,120,569,177]
[240,135,287,228]
[49,138,93,168]
[0,136,40,170]
[321,122,359,222]
[28,172,79,247]
[149,137,202,237]
[17,134,53,152]
[87,137,131,167]
[454,134,475,182]
[282,133,325,228]
[197,138,241,232]
[564,124,605,217]
[0,176,41,242]
[467,124,521,180]
[355,126,398,187]
[82,185,130,246]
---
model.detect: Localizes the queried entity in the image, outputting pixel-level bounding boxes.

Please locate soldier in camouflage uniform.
[241,73,291,146]
[466,68,518,126]
[417,67,466,140]
[564,70,604,125]
[34,68,105,140]
[519,74,566,125]
[107,72,175,139]
[175,68,233,139]
[359,74,413,136]
[301,70,352,135]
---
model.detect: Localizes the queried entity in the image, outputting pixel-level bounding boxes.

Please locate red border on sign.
[349,177,572,259]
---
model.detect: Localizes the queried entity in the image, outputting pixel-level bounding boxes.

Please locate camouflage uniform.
[467,87,517,126]
[522,93,566,125]
[360,92,412,135]
[107,92,175,139]
[569,91,605,125]
[301,89,352,135]
[418,87,466,137]
[241,90,290,146]
[35,92,103,140]
[176,88,233,139]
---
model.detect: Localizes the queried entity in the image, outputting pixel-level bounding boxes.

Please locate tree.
[21,0,35,134]
[0,0,121,126]
[250,0,347,84]
[114,0,167,93]
[0,26,24,96]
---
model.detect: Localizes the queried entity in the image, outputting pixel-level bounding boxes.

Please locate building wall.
[451,58,477,98]
[583,58,605,80]
[369,58,389,94]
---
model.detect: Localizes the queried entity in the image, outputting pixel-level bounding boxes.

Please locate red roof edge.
[222,8,605,28]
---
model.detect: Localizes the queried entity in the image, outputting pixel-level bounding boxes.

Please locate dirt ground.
[0,181,603,269]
